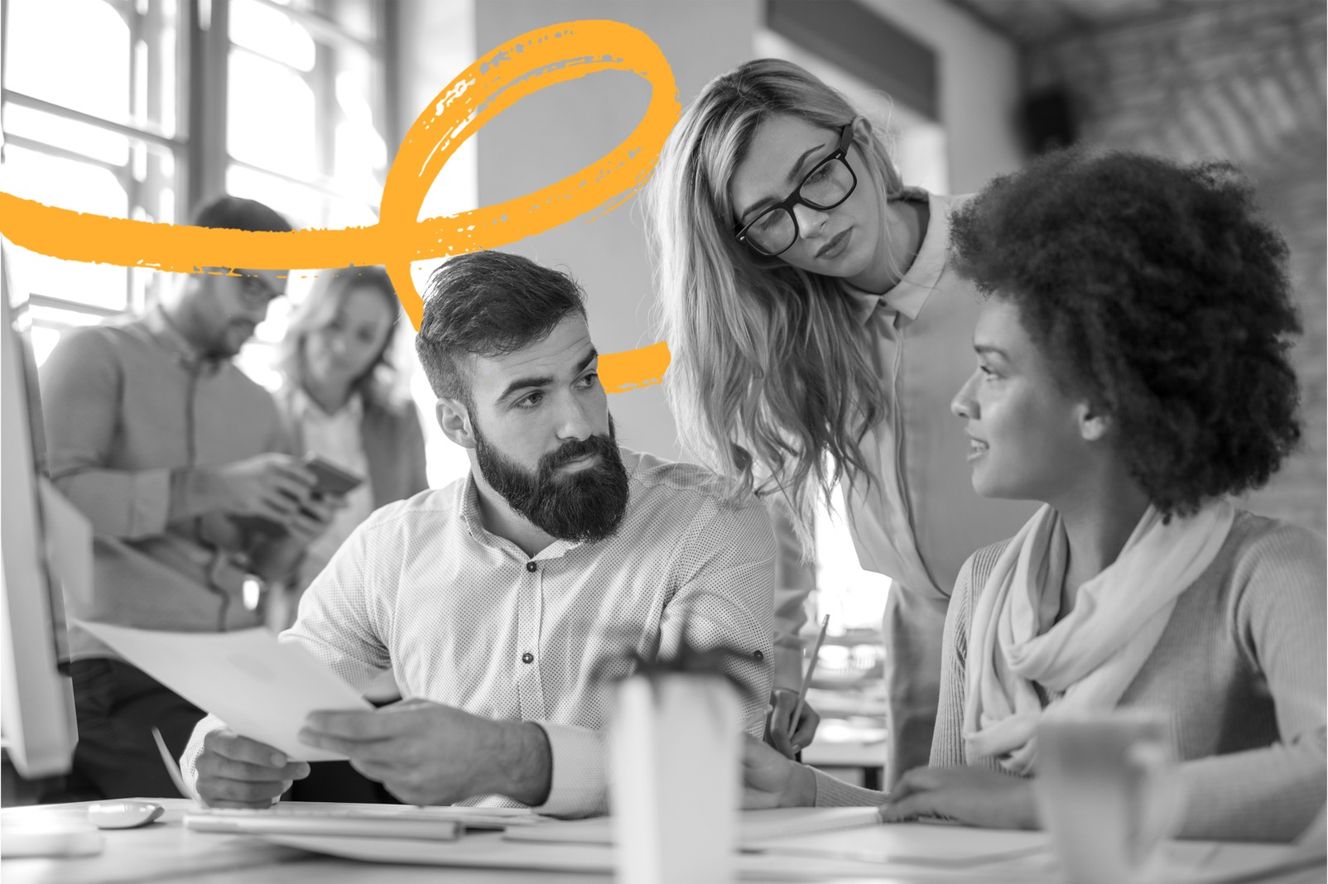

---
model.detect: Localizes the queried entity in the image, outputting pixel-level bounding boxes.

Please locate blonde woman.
[648,59,1030,778]
[274,266,428,605]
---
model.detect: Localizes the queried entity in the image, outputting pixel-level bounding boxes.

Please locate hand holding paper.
[77,621,370,761]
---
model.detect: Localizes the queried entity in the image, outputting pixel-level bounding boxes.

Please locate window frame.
[0,0,397,341]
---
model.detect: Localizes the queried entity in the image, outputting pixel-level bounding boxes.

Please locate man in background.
[41,196,336,798]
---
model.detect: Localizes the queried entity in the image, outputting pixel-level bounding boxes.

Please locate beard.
[205,320,255,359]
[473,415,630,543]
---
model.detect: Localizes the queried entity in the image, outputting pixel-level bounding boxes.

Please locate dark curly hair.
[950,149,1302,517]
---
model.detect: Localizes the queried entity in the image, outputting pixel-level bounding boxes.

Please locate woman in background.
[648,59,1031,773]
[274,266,428,615]
[741,149,1326,842]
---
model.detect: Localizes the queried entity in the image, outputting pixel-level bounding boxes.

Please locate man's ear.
[436,397,476,450]
[1077,398,1112,443]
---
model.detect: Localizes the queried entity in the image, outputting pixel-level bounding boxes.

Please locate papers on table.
[76,622,369,761]
[502,806,882,847]
[266,817,1327,882]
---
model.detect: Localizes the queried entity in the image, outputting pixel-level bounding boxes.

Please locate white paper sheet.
[267,825,1326,882]
[77,622,370,761]
[503,807,882,847]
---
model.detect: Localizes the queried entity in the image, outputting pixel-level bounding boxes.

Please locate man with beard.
[39,195,338,798]
[180,250,776,816]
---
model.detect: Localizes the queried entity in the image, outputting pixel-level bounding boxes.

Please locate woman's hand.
[742,734,817,809]
[879,767,1038,830]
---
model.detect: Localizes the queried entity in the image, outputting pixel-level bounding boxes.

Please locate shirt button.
[525,561,537,573]
[521,652,534,664]
[753,650,765,662]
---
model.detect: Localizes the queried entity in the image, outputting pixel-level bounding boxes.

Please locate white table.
[2,799,1322,884]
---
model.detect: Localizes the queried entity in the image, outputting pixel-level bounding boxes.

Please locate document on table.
[77,622,370,761]
[266,823,1327,881]
[502,807,883,847]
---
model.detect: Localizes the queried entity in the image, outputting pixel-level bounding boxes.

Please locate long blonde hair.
[647,59,905,549]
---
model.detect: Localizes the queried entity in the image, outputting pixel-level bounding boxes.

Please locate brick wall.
[1025,0,1327,533]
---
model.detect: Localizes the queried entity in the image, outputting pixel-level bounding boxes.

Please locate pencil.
[791,614,830,734]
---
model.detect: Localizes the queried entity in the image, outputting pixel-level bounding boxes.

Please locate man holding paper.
[181,250,777,816]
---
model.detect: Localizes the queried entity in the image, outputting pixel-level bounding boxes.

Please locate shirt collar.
[290,385,364,423]
[143,305,225,373]
[848,188,948,326]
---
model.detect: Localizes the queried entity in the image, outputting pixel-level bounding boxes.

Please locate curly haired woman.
[742,149,1326,842]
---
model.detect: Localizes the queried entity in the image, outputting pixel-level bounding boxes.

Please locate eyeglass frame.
[210,269,283,310]
[733,123,858,258]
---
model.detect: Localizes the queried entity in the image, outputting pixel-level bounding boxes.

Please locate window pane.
[227,49,316,179]
[30,325,65,369]
[327,0,376,42]
[227,163,377,230]
[3,103,130,167]
[226,163,325,229]
[230,0,316,72]
[815,488,893,632]
[5,0,177,135]
[333,47,387,204]
[0,146,131,310]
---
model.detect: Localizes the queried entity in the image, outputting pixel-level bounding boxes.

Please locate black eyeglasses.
[734,124,858,258]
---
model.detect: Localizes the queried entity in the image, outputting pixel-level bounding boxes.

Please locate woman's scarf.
[962,499,1236,774]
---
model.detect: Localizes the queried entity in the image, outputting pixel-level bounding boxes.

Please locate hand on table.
[879,766,1038,829]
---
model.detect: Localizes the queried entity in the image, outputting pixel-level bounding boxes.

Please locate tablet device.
[303,454,363,498]
[232,455,363,534]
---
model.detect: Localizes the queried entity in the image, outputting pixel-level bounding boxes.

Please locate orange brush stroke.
[0,19,676,393]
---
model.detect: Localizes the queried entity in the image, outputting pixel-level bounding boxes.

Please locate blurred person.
[40,196,338,798]
[273,266,428,615]
[180,251,776,816]
[648,59,1032,772]
[741,150,1326,842]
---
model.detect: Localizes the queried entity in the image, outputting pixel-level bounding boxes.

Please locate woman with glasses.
[648,58,1032,779]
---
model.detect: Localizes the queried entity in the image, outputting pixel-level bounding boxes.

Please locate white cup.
[609,672,741,884]
[1036,711,1185,884]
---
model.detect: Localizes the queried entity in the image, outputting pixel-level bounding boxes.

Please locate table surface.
[2,799,1323,884]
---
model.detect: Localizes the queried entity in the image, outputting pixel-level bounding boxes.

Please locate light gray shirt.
[184,448,776,817]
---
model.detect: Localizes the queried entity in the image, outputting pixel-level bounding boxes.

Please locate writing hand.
[765,688,821,758]
[742,734,816,809]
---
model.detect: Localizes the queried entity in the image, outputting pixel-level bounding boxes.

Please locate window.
[0,0,393,382]
[2,0,182,364]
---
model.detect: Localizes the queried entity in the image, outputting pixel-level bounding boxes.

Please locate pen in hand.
[790,614,830,744]
[765,614,830,758]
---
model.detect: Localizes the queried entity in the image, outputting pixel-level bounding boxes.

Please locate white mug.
[1035,710,1185,884]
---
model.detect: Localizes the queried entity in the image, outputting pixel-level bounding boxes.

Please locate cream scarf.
[962,499,1236,774]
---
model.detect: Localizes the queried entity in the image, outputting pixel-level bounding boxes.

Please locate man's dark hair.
[415,251,587,403]
[950,148,1302,518]
[191,195,291,233]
